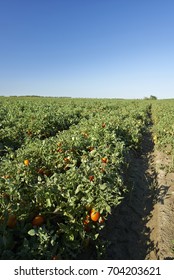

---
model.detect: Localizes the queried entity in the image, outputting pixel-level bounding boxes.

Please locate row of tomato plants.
[151,100,174,164]
[0,98,151,259]
[0,97,106,157]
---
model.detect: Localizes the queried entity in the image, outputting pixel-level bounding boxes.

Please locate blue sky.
[0,0,174,99]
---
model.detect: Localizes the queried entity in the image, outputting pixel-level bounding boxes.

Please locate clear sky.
[0,0,174,99]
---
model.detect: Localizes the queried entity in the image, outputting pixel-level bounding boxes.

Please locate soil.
[102,128,174,260]
[147,149,174,260]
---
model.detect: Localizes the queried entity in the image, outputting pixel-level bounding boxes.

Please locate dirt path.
[147,149,174,259]
[103,126,174,260]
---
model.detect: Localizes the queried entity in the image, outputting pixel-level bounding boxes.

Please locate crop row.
[151,100,174,167]
[0,98,151,259]
[0,97,102,156]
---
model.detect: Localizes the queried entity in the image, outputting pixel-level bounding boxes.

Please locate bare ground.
[102,129,174,260]
[147,149,174,260]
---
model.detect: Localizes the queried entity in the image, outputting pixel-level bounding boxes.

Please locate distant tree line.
[144,95,157,100]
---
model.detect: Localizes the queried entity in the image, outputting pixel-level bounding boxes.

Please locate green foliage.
[151,100,174,152]
[0,97,152,259]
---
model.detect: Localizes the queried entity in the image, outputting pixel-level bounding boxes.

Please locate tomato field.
[0,96,174,259]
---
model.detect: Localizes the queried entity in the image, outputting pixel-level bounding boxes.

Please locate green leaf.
[99,184,107,190]
[75,185,81,194]
[69,234,74,241]
[94,233,99,240]
[106,205,111,214]
[38,176,42,182]
[46,198,51,207]
[28,229,36,236]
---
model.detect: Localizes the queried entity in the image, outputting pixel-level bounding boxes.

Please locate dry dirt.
[147,149,174,260]
[102,130,174,260]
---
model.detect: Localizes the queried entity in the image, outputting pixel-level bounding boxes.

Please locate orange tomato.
[102,157,108,163]
[7,215,17,228]
[89,175,94,182]
[32,215,44,227]
[90,209,100,222]
[24,159,30,166]
[2,175,10,179]
[83,214,91,232]
[64,157,70,163]
[83,215,90,225]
